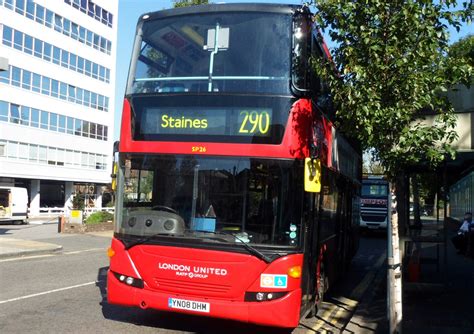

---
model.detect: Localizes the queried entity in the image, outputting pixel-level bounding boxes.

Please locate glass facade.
[0,65,109,111]
[0,138,107,170]
[64,0,113,28]
[2,25,110,83]
[0,0,116,207]
[0,100,108,141]
[1,0,112,54]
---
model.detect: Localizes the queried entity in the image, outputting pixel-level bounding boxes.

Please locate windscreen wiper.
[124,232,182,250]
[193,229,274,263]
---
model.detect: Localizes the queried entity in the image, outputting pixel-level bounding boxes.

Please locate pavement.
[0,216,113,259]
[345,217,474,333]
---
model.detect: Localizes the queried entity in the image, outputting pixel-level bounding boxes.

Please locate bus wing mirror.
[304,158,321,193]
[111,141,120,191]
[111,162,118,191]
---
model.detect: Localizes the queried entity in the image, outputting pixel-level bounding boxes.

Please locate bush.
[85,211,114,225]
[72,194,85,210]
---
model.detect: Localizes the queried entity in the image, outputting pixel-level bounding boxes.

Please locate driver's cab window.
[124,168,154,204]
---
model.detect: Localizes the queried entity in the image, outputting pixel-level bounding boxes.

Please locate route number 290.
[239,111,270,135]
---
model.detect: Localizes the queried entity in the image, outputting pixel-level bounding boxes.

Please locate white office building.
[0,0,118,215]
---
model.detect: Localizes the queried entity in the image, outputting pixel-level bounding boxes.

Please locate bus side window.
[310,33,335,120]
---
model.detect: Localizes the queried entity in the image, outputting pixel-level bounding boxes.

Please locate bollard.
[57,215,65,233]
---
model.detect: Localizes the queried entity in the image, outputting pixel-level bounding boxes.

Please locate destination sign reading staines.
[140,107,273,137]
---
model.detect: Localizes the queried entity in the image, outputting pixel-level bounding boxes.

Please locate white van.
[0,187,28,224]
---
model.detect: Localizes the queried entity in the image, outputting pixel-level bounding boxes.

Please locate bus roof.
[139,3,300,23]
[362,178,388,185]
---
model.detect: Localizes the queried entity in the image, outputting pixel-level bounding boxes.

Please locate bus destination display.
[140,107,273,137]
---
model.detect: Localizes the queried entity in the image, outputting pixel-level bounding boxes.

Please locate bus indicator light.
[107,247,115,258]
[288,266,302,279]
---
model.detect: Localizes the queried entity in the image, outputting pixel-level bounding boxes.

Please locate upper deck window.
[129,12,292,95]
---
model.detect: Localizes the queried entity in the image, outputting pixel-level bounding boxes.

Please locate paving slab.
[0,237,62,259]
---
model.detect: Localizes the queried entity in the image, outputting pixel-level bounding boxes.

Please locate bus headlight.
[112,271,144,289]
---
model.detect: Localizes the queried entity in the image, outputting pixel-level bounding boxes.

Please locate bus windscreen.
[129,12,292,95]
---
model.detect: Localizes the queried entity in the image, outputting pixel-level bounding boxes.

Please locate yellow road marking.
[307,252,386,333]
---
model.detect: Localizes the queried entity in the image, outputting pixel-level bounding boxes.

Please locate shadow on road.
[95,267,292,334]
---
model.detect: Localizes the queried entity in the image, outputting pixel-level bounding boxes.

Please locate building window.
[67,117,74,134]
[32,73,41,93]
[1,2,112,55]
[43,42,52,61]
[0,101,8,122]
[29,144,38,162]
[2,25,13,47]
[3,25,110,83]
[0,100,108,141]
[13,29,23,50]
[7,141,18,158]
[31,108,39,127]
[26,0,34,19]
[11,67,21,87]
[0,141,6,157]
[20,106,30,126]
[15,0,25,15]
[38,145,47,164]
[19,143,28,160]
[65,0,113,28]
[24,34,33,54]
[10,104,20,124]
[58,115,66,133]
[21,70,31,90]
[40,110,48,129]
[34,38,43,58]
[49,113,58,131]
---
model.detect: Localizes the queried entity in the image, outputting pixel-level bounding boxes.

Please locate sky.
[113,0,473,140]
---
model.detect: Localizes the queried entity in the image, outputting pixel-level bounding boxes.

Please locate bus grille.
[153,277,231,294]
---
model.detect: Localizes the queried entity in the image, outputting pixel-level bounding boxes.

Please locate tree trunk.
[388,209,403,333]
[412,174,422,228]
[388,175,406,333]
[395,173,409,238]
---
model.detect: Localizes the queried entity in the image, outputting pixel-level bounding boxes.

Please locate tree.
[450,34,474,67]
[363,150,385,175]
[312,1,472,332]
[173,0,209,8]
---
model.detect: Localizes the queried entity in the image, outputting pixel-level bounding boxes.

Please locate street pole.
[388,183,403,333]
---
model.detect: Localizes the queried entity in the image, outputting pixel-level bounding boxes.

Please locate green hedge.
[85,211,114,225]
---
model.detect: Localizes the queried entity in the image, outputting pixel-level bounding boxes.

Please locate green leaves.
[312,0,472,176]
[173,0,209,8]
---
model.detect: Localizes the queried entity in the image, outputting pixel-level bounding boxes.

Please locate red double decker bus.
[107,3,361,329]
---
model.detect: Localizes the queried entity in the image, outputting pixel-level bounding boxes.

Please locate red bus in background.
[107,3,361,329]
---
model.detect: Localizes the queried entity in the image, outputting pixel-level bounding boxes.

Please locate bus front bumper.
[107,270,302,328]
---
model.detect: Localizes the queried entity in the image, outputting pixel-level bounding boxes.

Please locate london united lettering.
[158,263,228,279]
